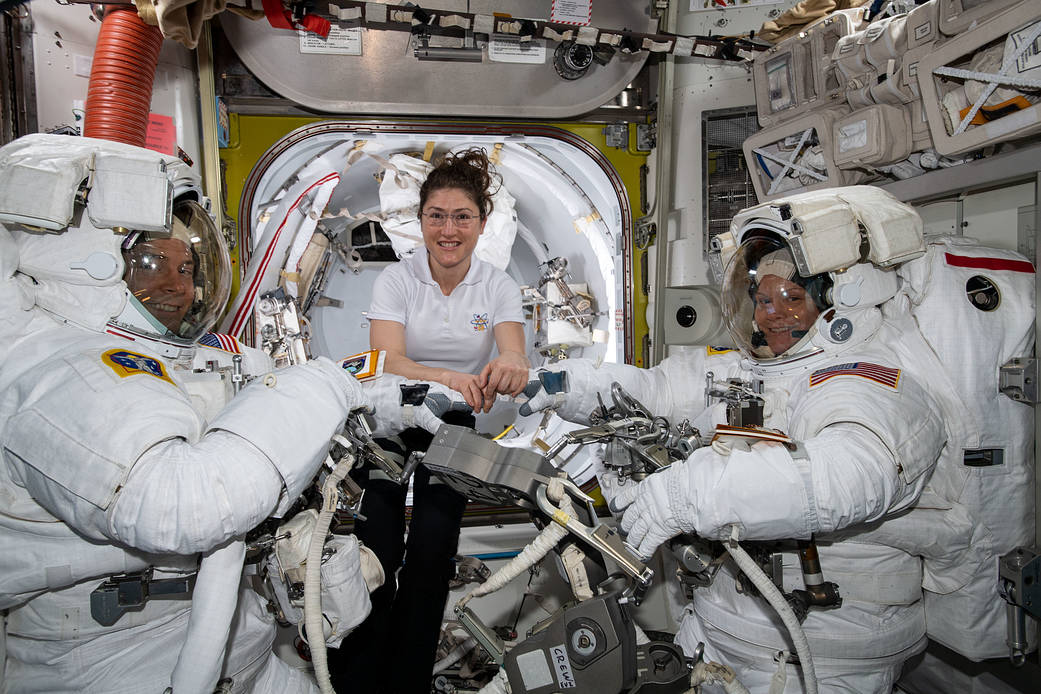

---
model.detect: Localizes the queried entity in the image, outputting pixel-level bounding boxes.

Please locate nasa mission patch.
[101,349,176,386]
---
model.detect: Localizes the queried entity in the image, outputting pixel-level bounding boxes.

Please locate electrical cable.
[726,527,818,694]
[303,449,356,694]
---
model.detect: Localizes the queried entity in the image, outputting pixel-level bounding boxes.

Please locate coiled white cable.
[457,477,573,611]
[725,526,817,694]
[459,478,580,694]
[304,448,355,694]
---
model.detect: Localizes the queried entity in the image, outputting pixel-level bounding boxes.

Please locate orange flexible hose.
[83,9,163,146]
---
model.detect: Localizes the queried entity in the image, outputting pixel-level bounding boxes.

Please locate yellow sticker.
[101,349,176,386]
[706,346,736,356]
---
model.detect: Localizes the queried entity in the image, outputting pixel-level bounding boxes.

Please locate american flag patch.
[198,332,242,354]
[809,362,900,389]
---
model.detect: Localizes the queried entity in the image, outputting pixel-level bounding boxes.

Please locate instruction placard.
[550,0,591,26]
[145,113,176,156]
[488,38,546,64]
[299,26,363,55]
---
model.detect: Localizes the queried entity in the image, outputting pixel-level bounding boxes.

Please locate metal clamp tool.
[534,479,654,603]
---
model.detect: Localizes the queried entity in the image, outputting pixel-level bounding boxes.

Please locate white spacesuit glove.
[603,472,641,516]
[621,441,815,558]
[363,375,472,436]
[591,451,640,520]
[619,464,697,559]
[517,359,611,423]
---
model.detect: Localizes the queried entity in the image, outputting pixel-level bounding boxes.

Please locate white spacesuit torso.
[0,133,392,694]
[667,333,949,688]
[621,252,1032,691]
[0,307,318,693]
[521,187,1034,693]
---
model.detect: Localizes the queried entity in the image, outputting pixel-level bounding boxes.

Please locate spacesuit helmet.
[0,134,232,349]
[714,187,927,367]
[721,233,833,361]
[111,196,231,346]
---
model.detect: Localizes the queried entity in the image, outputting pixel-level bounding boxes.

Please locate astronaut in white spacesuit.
[522,187,997,693]
[0,134,462,694]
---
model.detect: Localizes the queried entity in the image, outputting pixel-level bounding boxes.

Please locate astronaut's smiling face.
[753,274,820,355]
[420,187,486,277]
[123,238,195,332]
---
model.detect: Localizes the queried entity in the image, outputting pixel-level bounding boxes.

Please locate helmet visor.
[721,235,828,360]
[120,200,230,343]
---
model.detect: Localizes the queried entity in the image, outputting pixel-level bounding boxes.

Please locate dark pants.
[329,414,472,694]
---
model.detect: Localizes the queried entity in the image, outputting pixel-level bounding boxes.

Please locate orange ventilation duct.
[83,8,163,146]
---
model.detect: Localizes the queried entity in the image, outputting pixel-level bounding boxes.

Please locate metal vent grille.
[703,107,759,251]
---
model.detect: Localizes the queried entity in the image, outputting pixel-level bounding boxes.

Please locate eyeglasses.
[421,211,479,228]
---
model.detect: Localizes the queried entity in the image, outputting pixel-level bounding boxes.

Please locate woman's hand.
[439,370,487,412]
[479,350,531,409]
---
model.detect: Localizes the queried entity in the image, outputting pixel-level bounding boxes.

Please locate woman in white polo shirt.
[330,149,529,694]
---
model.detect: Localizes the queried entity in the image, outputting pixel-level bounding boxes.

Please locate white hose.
[432,636,476,675]
[304,451,354,694]
[476,668,511,694]
[457,478,573,611]
[169,538,246,693]
[725,527,817,694]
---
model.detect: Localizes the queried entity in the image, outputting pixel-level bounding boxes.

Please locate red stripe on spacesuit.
[106,328,135,341]
[944,253,1035,274]
[227,172,340,336]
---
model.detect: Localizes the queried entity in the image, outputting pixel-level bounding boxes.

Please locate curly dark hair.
[419,147,502,220]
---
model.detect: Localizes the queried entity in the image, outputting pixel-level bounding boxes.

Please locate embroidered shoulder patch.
[198,332,243,354]
[706,346,736,356]
[809,362,900,389]
[101,349,176,386]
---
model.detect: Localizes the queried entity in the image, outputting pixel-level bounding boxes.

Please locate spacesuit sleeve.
[3,353,360,555]
[549,348,718,424]
[678,371,946,541]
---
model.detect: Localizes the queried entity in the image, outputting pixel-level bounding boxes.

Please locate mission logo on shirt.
[470,313,489,332]
[809,362,900,389]
[101,349,176,385]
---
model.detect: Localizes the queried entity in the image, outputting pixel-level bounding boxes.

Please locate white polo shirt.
[368,248,525,375]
